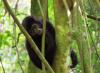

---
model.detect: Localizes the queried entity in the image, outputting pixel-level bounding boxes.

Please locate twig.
[0,58,5,73]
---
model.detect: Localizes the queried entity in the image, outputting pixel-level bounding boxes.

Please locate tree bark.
[53,0,71,73]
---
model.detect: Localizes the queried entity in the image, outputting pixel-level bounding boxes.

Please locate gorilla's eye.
[32,24,39,29]
[31,24,39,32]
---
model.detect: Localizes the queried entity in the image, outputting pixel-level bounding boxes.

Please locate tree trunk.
[53,0,71,73]
[71,0,94,73]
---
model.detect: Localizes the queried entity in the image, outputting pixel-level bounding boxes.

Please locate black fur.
[70,49,78,68]
[22,16,56,69]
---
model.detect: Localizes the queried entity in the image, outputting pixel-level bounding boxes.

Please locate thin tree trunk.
[71,0,94,73]
[53,0,71,73]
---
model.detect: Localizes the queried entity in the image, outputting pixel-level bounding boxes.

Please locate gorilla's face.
[30,24,43,36]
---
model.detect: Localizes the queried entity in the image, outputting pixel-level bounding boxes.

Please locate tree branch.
[87,15,100,21]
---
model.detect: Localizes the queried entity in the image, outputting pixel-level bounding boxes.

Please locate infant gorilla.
[22,16,56,69]
[22,16,78,69]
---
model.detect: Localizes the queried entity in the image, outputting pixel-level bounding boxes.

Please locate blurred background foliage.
[0,0,30,73]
